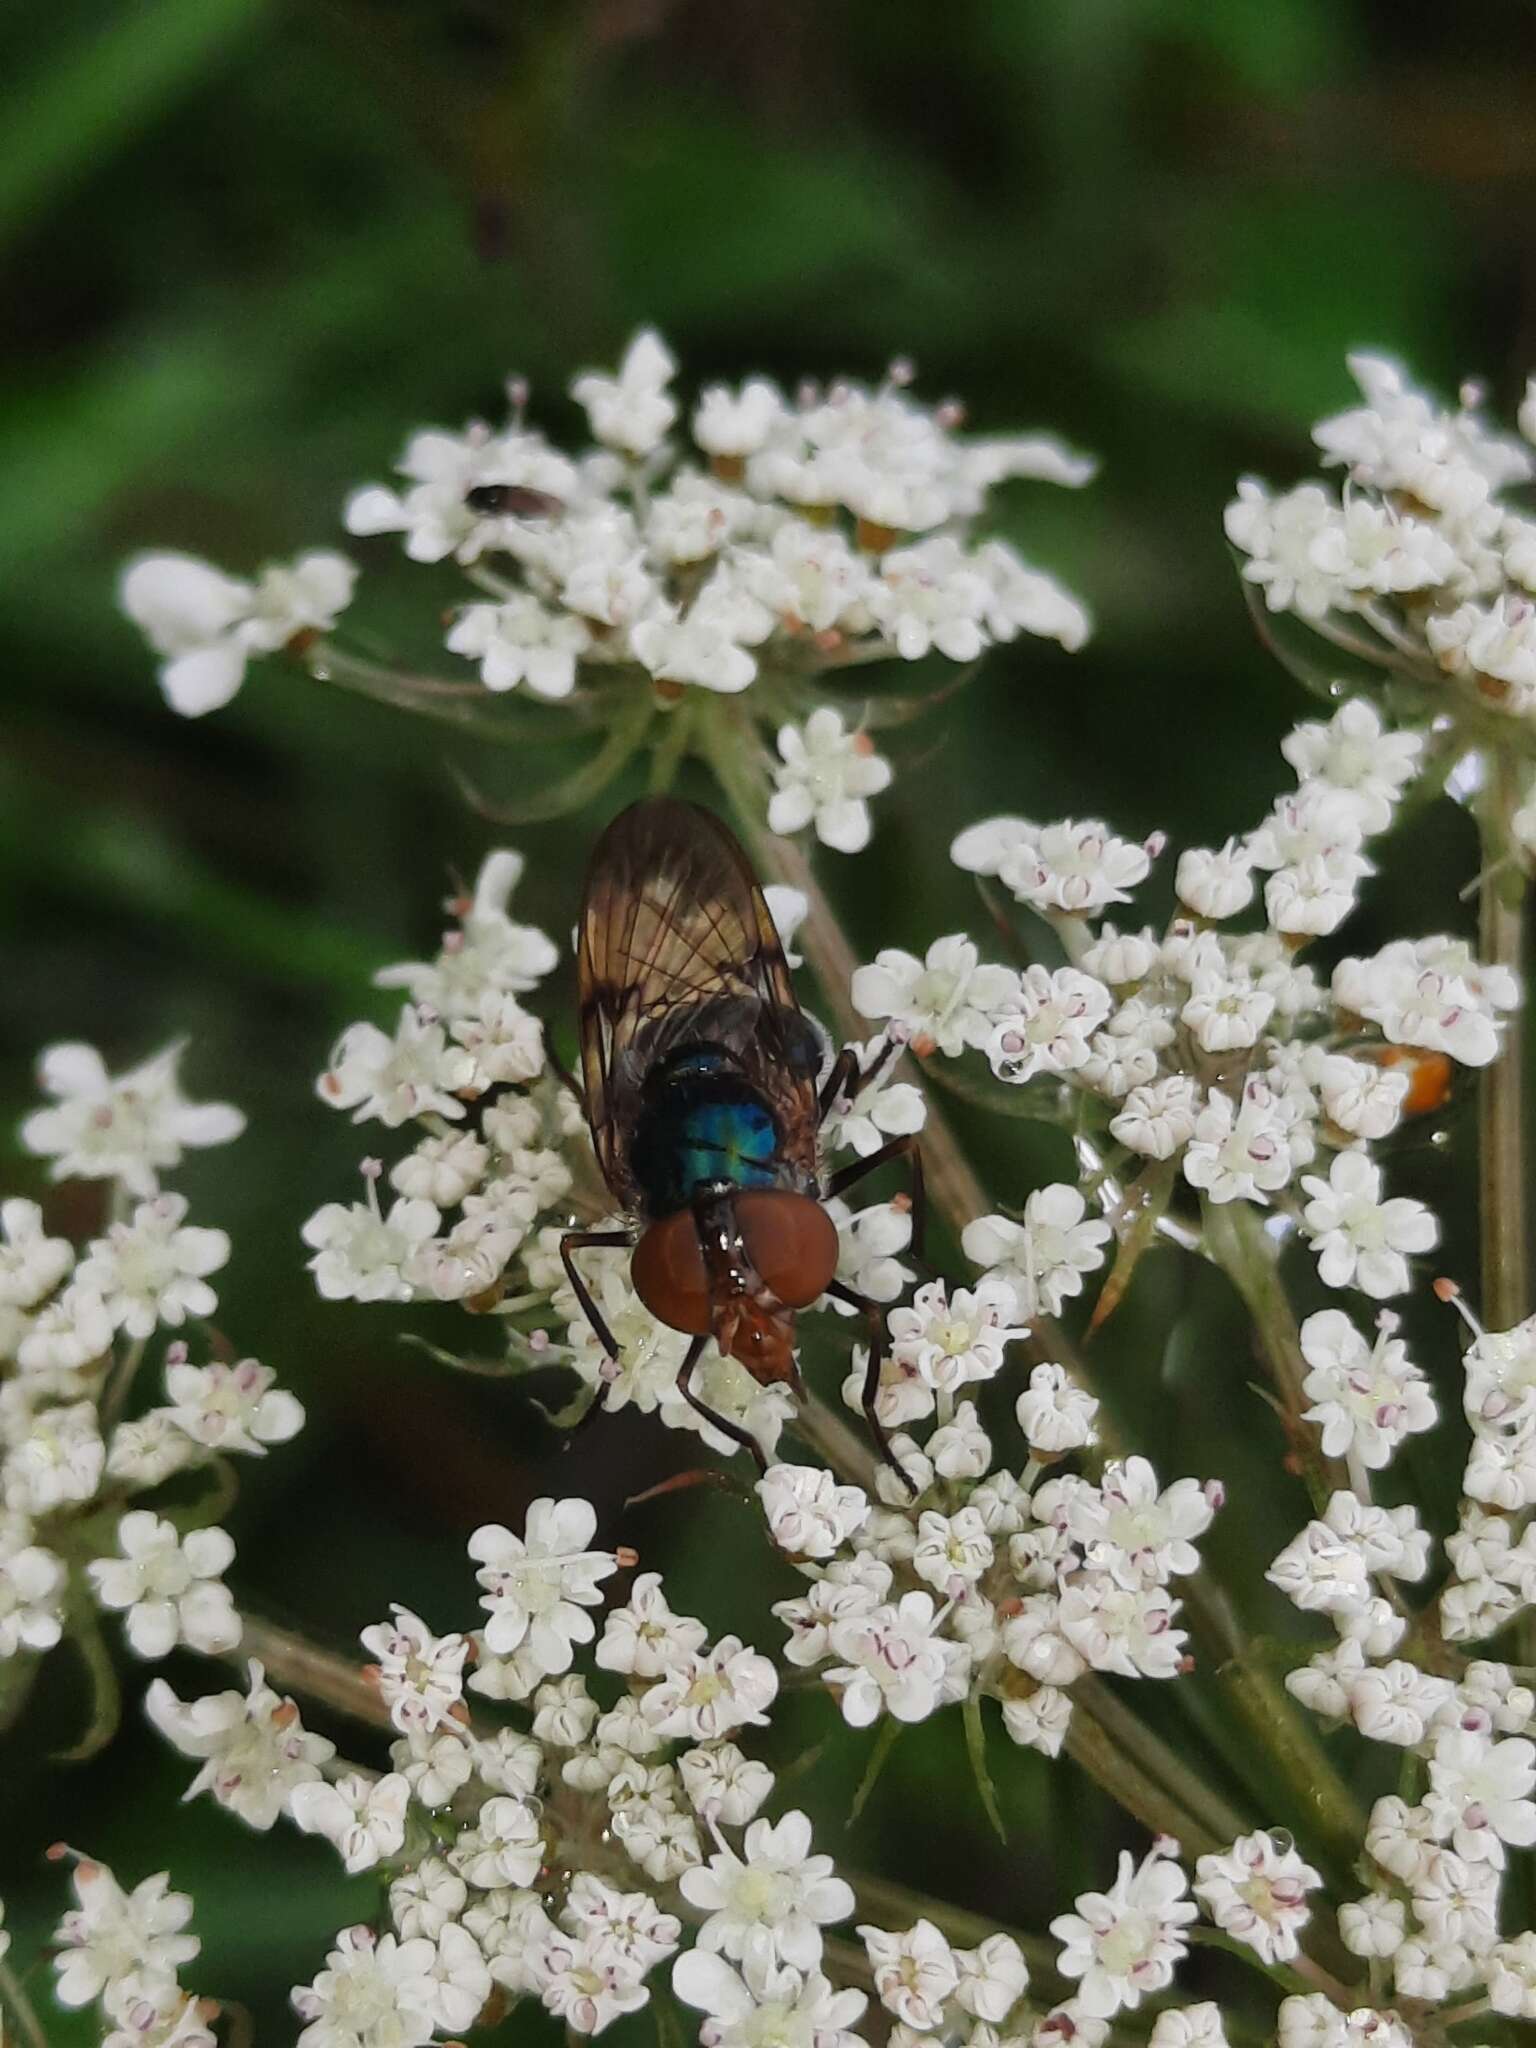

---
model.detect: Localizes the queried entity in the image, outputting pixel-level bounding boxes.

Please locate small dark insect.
[464,483,566,520]
[562,796,924,1482]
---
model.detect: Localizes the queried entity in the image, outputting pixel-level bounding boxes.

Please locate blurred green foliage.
[4,1,1536,2036]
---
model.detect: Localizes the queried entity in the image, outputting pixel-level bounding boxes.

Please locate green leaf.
[962,1692,1008,1844]
[0,0,269,249]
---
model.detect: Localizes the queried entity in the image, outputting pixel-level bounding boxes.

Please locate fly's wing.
[577,797,821,1207]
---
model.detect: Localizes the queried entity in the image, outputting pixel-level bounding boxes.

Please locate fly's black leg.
[675,1334,768,1474]
[826,1133,929,1269]
[827,1278,917,1496]
[559,1229,634,1366]
[817,1032,904,1124]
[817,1047,861,1122]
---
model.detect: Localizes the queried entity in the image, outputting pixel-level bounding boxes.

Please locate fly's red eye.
[734,1191,839,1310]
[631,1212,712,1335]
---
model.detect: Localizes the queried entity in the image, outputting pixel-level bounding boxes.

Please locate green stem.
[1477,745,1536,1911]
[0,1960,48,2048]
[1188,1927,1356,2008]
[1214,1656,1368,1876]
[702,699,1110,1445]
[647,692,697,792]
[1437,1995,1491,2030]
[1201,1197,1342,1499]
[1072,1676,1251,1850]
[99,1336,147,1434]
[1063,1689,1224,1855]
[1476,746,1528,1333]
[790,1388,881,1493]
[55,1591,121,1762]
[844,1868,1061,1982]
[235,1614,391,1730]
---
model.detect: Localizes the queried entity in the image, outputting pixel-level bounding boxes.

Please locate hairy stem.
[0,1960,48,2048]
[1063,1692,1224,1855]
[1201,1197,1343,1500]
[703,704,991,1241]
[791,1387,881,1493]
[1476,746,1529,1333]
[845,1869,1061,1981]
[702,702,1111,1441]
[235,1615,390,1730]
[1071,1676,1250,1851]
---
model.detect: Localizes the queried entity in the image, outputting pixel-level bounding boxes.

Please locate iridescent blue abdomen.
[630,1046,786,1216]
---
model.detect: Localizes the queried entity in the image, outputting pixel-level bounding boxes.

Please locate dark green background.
[3,2,1532,2037]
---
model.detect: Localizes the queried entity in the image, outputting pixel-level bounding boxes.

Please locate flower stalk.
[1475,745,1529,1334]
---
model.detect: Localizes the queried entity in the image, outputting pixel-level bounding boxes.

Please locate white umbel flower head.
[121,548,355,715]
[768,709,892,853]
[0,1198,73,1308]
[852,936,1016,1056]
[1193,1832,1321,1964]
[159,1354,305,1457]
[1298,1308,1436,1467]
[76,1194,229,1340]
[672,1951,867,2048]
[147,1659,335,1828]
[681,1808,854,1974]
[469,1497,618,1678]
[301,1183,441,1303]
[22,1041,243,1197]
[87,1511,240,1659]
[859,1917,958,2029]
[1300,1151,1437,1299]
[52,1859,200,2010]
[359,1604,468,1735]
[824,1590,965,1727]
[641,1636,779,1742]
[963,1185,1112,1320]
[0,1531,66,1657]
[572,328,678,457]
[757,1465,871,1559]
[987,966,1112,1083]
[1049,1842,1197,2018]
[1282,700,1423,833]
[446,594,591,698]
[291,1924,439,2048]
[288,1771,410,1874]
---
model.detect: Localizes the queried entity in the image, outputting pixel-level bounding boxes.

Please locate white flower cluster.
[1,1042,303,1683]
[128,1482,1341,2048]
[119,549,356,717]
[1279,1295,1536,2016]
[867,696,1516,1308]
[347,331,1093,702]
[859,1828,1318,2042]
[118,333,1094,871]
[770,1427,1219,1757]
[1224,351,1536,853]
[50,1853,216,2048]
[305,847,568,1308]
[147,1494,851,2041]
